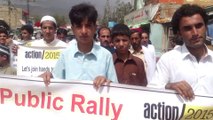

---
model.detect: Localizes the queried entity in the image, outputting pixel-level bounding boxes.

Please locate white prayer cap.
[40,15,57,26]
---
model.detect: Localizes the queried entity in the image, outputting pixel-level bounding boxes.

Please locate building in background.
[125,0,213,57]
[0,5,22,29]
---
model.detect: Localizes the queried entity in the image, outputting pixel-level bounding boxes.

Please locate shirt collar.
[180,44,213,61]
[42,38,57,45]
[180,44,190,59]
[113,51,135,63]
[132,49,144,54]
[73,41,97,59]
[206,47,213,61]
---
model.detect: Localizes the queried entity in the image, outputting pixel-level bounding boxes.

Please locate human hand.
[165,81,194,101]
[39,71,53,86]
[93,76,111,90]
[12,44,18,56]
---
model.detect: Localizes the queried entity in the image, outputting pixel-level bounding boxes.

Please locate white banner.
[0,75,213,120]
[17,46,65,77]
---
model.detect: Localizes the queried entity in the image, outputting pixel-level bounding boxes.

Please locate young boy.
[111,24,147,86]
[41,3,118,89]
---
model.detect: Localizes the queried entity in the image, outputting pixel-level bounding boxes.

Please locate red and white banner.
[0,75,213,120]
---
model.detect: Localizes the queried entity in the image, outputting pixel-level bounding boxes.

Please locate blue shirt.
[208,24,213,39]
[102,46,115,54]
[53,41,118,82]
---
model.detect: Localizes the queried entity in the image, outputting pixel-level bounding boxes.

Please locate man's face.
[130,32,141,50]
[41,21,56,43]
[141,32,149,46]
[0,54,5,65]
[72,19,96,45]
[0,33,8,45]
[113,35,130,54]
[178,14,206,49]
[98,28,111,47]
[21,30,31,41]
[0,54,7,65]
[57,33,66,41]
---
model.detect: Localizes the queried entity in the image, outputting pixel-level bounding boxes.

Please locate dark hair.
[57,28,67,36]
[141,30,152,44]
[141,30,149,38]
[0,20,10,31]
[0,28,9,36]
[69,3,98,26]
[173,35,184,45]
[97,26,111,37]
[21,25,34,35]
[111,23,130,40]
[130,29,141,38]
[171,4,208,35]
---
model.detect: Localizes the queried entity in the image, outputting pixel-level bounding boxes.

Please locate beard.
[132,43,140,50]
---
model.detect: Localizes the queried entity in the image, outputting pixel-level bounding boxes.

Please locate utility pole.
[26,0,29,23]
[26,0,36,24]
[8,0,11,27]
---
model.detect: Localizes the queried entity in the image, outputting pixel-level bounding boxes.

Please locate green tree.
[112,0,133,23]
[101,0,133,25]
[101,0,111,26]
[33,15,41,23]
[53,14,67,27]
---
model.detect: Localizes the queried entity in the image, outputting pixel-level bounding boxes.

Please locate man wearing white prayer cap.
[25,15,67,47]
[40,15,57,28]
[10,15,67,76]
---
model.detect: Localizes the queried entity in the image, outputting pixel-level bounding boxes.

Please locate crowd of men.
[0,3,213,100]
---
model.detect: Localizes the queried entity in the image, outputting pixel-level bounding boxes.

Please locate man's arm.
[165,81,194,100]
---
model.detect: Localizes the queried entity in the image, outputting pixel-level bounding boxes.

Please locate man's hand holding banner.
[0,75,213,120]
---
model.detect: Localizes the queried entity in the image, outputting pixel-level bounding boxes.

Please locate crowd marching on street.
[0,2,213,101]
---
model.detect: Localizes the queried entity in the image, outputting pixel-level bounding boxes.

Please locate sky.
[1,0,131,18]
